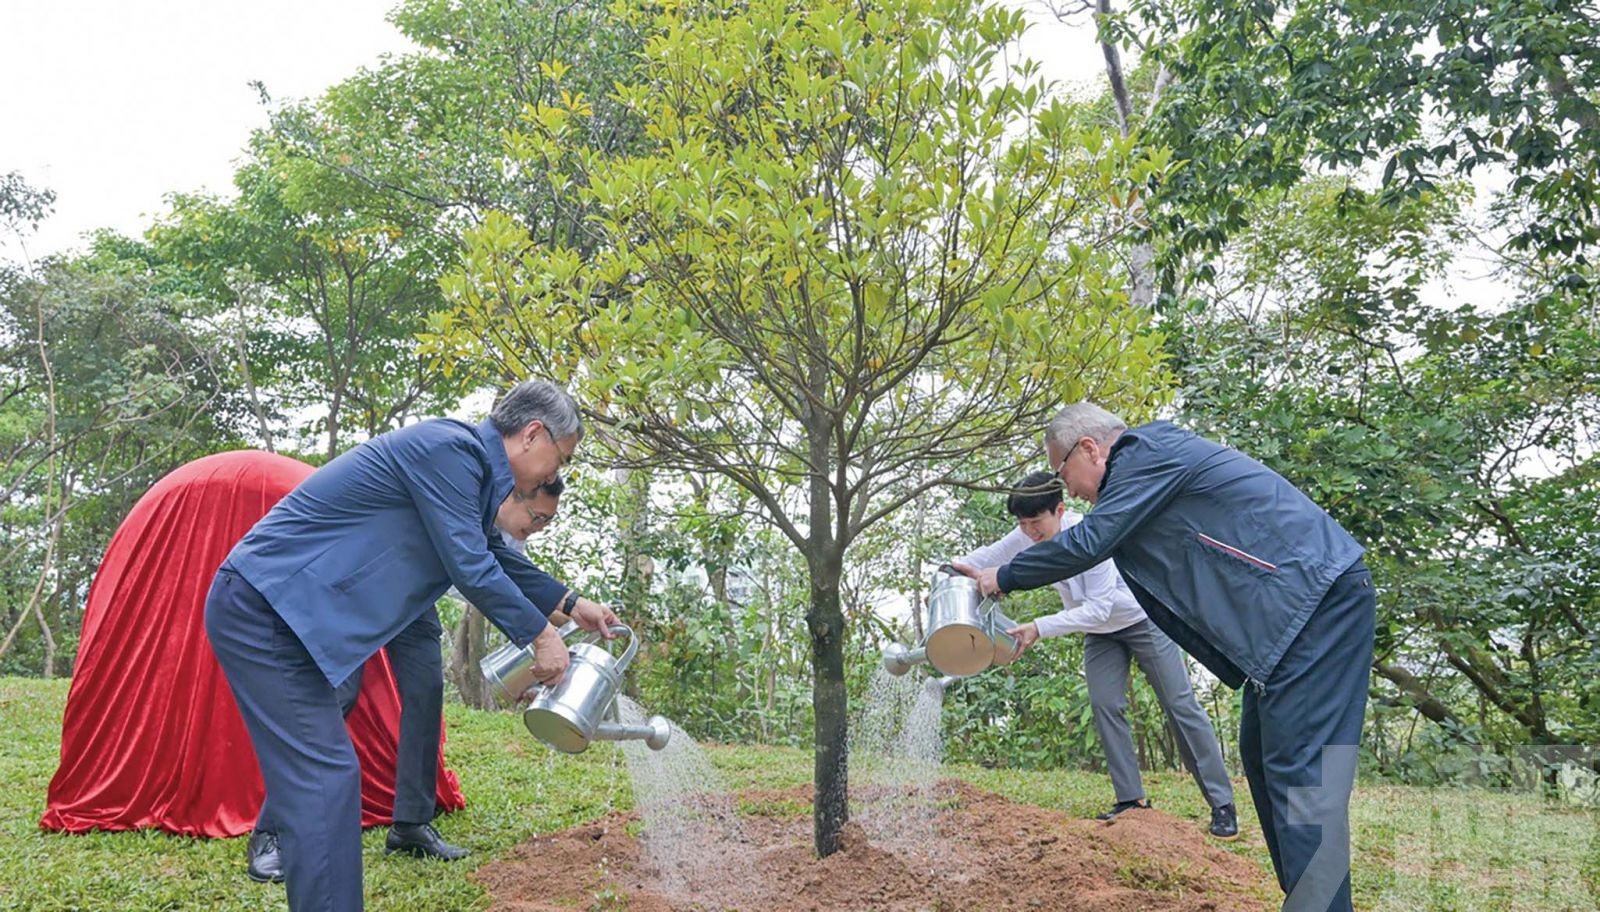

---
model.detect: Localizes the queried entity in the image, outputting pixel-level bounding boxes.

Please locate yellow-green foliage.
[429,0,1174,460]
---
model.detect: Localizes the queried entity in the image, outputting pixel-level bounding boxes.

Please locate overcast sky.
[0,0,414,259]
[1,0,1107,261]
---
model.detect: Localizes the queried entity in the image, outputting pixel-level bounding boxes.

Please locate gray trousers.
[1084,618,1234,808]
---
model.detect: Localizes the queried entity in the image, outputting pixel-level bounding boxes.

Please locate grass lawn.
[1,676,1595,911]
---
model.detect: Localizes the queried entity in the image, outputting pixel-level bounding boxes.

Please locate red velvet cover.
[39,450,465,837]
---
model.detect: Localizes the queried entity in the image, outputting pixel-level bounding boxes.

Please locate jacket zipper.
[1196,533,1278,572]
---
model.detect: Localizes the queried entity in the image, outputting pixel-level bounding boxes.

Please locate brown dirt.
[474,781,1277,912]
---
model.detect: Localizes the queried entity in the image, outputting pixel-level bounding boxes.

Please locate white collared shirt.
[955,512,1146,637]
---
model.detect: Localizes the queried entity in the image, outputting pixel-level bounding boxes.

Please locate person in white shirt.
[498,475,563,546]
[954,470,1238,839]
[496,477,573,625]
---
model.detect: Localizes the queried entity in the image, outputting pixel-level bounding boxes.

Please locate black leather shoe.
[385,822,470,861]
[1094,798,1151,821]
[246,829,284,883]
[1209,803,1241,841]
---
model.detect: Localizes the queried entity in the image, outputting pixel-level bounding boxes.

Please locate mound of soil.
[475,781,1276,911]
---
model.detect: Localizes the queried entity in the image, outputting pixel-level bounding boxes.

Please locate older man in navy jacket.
[959,402,1375,912]
[205,380,617,912]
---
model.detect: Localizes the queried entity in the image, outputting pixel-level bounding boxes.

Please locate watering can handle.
[985,602,1016,627]
[607,624,638,670]
[555,595,633,645]
[558,621,638,670]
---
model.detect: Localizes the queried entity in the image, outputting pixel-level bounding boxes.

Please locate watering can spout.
[593,714,673,751]
[882,642,928,677]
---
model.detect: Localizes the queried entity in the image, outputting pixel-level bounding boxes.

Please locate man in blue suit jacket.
[244,473,573,884]
[205,380,617,912]
[958,402,1375,912]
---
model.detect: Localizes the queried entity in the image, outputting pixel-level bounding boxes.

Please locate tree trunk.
[230,285,276,453]
[1092,0,1161,309]
[1096,0,1135,129]
[36,590,57,678]
[450,607,494,710]
[34,494,66,677]
[805,391,847,857]
[326,393,342,461]
[808,548,848,858]
[613,455,652,614]
[698,482,751,708]
[910,489,926,642]
[0,287,65,671]
[762,557,779,743]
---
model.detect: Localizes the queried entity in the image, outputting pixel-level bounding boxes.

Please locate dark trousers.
[205,566,362,912]
[253,609,444,834]
[385,609,445,825]
[1240,562,1375,912]
[255,670,362,835]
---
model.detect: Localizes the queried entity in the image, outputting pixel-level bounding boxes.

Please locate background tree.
[1167,177,1600,774]
[151,133,471,458]
[0,221,240,675]
[1042,0,1175,310]
[267,0,646,266]
[1129,0,1600,287]
[1055,0,1600,777]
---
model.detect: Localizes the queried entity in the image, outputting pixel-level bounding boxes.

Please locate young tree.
[433,0,1170,853]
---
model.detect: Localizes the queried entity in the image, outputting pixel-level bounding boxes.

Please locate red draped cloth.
[40,450,465,838]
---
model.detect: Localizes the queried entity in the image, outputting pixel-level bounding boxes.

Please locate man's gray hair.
[490,380,584,442]
[1046,401,1127,452]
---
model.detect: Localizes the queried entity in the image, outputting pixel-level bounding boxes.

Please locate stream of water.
[850,667,949,854]
[615,694,747,901]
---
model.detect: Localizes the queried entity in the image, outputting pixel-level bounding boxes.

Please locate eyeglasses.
[512,488,558,527]
[544,425,575,469]
[1054,438,1083,479]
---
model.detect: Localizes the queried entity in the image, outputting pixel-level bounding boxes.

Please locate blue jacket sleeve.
[487,534,573,614]
[390,435,550,646]
[998,433,1192,593]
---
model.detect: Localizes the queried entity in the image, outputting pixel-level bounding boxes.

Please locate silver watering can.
[480,622,671,754]
[882,567,1022,678]
[986,604,1022,667]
